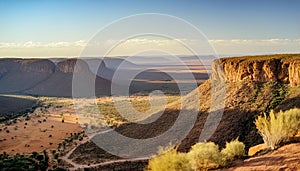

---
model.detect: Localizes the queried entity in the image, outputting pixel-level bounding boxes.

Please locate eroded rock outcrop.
[213,55,300,86]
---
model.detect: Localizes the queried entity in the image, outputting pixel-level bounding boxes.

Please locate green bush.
[147,146,191,171]
[255,108,300,150]
[221,138,245,161]
[187,142,225,170]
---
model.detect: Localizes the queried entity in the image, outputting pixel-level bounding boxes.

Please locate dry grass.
[221,138,245,161]
[188,142,226,170]
[147,146,191,171]
[94,95,180,127]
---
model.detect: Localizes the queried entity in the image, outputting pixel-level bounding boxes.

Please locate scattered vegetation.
[221,138,245,161]
[264,82,288,113]
[251,83,263,104]
[188,142,225,170]
[56,132,85,156]
[0,151,49,171]
[255,108,300,150]
[147,139,245,171]
[147,145,191,171]
[81,95,179,127]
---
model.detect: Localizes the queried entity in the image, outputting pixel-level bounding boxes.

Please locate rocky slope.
[223,143,300,171]
[180,54,300,151]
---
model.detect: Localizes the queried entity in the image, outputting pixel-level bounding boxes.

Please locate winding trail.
[61,130,150,170]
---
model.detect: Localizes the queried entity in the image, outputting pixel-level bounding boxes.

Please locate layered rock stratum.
[214,54,300,86]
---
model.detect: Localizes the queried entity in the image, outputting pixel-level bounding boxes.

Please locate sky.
[0,0,300,57]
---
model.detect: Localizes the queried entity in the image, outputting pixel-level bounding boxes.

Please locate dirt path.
[223,143,300,171]
[61,129,150,170]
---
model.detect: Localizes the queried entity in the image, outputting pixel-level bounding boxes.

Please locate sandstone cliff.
[212,55,300,86]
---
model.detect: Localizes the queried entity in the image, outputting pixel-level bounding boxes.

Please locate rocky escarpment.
[0,59,55,74]
[19,59,55,73]
[56,59,91,73]
[213,54,300,86]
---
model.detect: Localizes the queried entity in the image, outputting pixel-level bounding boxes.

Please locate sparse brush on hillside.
[147,145,192,171]
[147,139,245,171]
[188,142,225,170]
[221,138,245,161]
[255,108,300,150]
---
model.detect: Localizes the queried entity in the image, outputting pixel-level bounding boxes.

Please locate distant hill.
[0,58,112,97]
[0,59,55,93]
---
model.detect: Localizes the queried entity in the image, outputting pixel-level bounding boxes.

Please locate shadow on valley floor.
[70,107,264,164]
[0,95,37,121]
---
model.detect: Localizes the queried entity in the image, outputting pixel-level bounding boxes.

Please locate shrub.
[147,140,245,171]
[147,146,191,171]
[255,108,300,150]
[25,115,30,121]
[221,138,245,161]
[187,142,225,170]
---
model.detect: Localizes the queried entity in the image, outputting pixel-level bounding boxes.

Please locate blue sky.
[0,0,300,57]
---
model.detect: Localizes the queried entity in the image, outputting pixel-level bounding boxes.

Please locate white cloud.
[0,38,299,57]
[209,38,300,44]
[208,39,300,54]
[0,40,87,49]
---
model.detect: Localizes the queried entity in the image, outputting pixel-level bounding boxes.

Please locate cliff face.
[19,59,55,73]
[56,59,91,73]
[0,59,55,73]
[213,56,300,86]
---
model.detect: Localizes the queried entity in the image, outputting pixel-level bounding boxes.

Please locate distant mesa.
[0,56,211,97]
[0,58,112,97]
[0,59,55,93]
